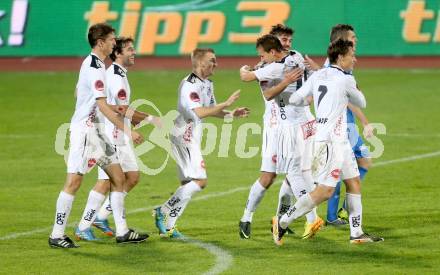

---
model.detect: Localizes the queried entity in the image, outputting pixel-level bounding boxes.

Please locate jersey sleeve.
[346,75,366,108]
[181,81,202,110]
[108,76,129,105]
[89,68,106,99]
[254,63,281,81]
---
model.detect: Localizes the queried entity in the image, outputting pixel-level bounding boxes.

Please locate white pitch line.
[372,150,440,167]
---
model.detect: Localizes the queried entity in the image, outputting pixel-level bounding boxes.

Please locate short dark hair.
[327,39,354,64]
[256,34,283,53]
[269,24,294,36]
[109,37,134,61]
[88,23,115,48]
[330,24,354,43]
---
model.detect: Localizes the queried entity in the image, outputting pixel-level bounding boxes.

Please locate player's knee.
[259,173,276,188]
[194,179,207,189]
[93,180,110,194]
[126,175,139,189]
[64,177,82,193]
[357,157,372,170]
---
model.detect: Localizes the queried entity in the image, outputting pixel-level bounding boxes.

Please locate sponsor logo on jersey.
[190,92,200,102]
[301,120,317,139]
[95,80,104,92]
[118,89,127,100]
[330,169,341,179]
[316,117,328,124]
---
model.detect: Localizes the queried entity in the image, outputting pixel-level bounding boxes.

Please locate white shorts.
[98,143,139,180]
[311,140,360,187]
[260,124,278,173]
[171,141,206,182]
[67,127,118,175]
[297,120,316,171]
[275,124,301,175]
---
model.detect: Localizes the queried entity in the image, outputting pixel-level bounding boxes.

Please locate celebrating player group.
[48,22,383,248]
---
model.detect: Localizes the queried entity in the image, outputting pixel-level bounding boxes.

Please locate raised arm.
[289,74,314,106]
[262,68,302,101]
[239,65,257,82]
[193,90,241,119]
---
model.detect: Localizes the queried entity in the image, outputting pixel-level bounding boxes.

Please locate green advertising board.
[0,0,439,56]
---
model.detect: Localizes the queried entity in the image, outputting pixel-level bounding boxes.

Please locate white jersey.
[103,63,131,145]
[70,53,107,131]
[172,73,216,145]
[254,50,312,126]
[289,65,366,142]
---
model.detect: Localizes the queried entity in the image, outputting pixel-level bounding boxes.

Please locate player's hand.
[283,68,303,84]
[253,61,264,70]
[225,90,240,107]
[240,65,251,72]
[232,107,250,118]
[363,124,374,138]
[131,130,144,144]
[304,55,321,71]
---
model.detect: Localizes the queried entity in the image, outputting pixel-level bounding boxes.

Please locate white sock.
[276,179,293,216]
[280,193,315,229]
[50,191,74,239]
[346,193,364,237]
[287,172,317,223]
[96,196,112,220]
[110,192,129,237]
[241,180,267,222]
[162,181,202,230]
[78,190,105,231]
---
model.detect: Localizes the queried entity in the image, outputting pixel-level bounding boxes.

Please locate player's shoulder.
[185,73,203,84]
[106,63,126,78]
[88,54,105,70]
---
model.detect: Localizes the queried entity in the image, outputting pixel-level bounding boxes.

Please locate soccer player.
[239,33,323,240]
[153,48,249,238]
[73,37,161,240]
[272,39,384,245]
[48,24,148,248]
[305,24,374,226]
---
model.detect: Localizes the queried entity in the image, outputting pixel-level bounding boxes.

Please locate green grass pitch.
[0,69,439,274]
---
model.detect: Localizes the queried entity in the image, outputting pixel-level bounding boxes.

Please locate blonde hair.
[191,48,215,68]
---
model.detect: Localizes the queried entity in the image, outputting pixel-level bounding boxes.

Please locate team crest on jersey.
[95,80,104,91]
[118,89,127,100]
[330,169,341,179]
[201,160,206,169]
[190,92,200,102]
[88,158,97,168]
[272,155,277,164]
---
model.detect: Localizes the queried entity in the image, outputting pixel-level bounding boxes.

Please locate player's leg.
[154,142,204,238]
[49,173,83,248]
[161,179,205,238]
[239,124,278,238]
[326,182,347,226]
[49,129,89,248]
[75,177,108,240]
[276,178,293,217]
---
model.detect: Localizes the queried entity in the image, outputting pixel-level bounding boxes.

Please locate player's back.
[310,66,354,142]
[71,53,106,130]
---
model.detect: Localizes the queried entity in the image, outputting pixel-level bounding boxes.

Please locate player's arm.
[348,103,374,138]
[193,90,241,119]
[262,68,303,101]
[239,65,257,82]
[304,55,322,71]
[212,107,250,119]
[96,98,143,144]
[289,75,314,106]
[346,76,366,108]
